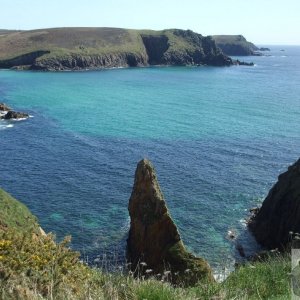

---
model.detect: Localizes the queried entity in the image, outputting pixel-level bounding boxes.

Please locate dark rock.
[127,159,213,286]
[236,243,246,257]
[259,47,270,51]
[31,52,149,71]
[141,35,170,65]
[248,158,300,249]
[233,60,254,66]
[0,51,50,68]
[0,103,11,111]
[1,110,29,120]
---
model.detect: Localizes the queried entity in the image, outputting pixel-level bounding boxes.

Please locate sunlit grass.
[0,227,291,300]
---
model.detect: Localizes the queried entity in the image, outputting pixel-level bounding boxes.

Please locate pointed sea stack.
[249,158,300,249]
[127,159,213,285]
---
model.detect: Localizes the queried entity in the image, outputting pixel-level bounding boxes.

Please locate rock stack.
[127,159,213,285]
[0,102,29,119]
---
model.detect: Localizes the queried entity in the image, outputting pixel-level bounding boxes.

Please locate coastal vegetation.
[0,218,291,299]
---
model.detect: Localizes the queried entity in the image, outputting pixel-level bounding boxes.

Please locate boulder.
[127,159,213,285]
[1,110,29,120]
[248,158,300,249]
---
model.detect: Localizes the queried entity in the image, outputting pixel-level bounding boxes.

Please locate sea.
[1,46,300,276]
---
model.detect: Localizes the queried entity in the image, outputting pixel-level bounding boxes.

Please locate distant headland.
[213,35,270,56]
[0,28,258,71]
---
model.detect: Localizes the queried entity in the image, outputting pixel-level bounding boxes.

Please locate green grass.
[0,28,147,60]
[0,27,214,62]
[0,230,291,300]
[0,188,39,234]
[212,35,256,47]
[192,254,291,299]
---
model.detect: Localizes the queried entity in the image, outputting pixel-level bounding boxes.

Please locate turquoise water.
[1,46,300,272]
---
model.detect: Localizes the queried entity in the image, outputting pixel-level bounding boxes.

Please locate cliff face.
[0,28,232,70]
[249,159,300,249]
[127,159,213,286]
[0,50,50,68]
[213,35,259,56]
[31,52,148,71]
[142,30,232,67]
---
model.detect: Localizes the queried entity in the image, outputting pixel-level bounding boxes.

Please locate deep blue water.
[1,46,300,273]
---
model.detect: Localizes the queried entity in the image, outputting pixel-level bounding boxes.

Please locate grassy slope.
[0,188,291,299]
[0,27,211,62]
[0,188,39,233]
[0,28,147,60]
[213,35,257,49]
[0,30,21,36]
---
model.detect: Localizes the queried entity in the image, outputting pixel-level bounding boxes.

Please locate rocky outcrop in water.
[0,103,29,119]
[233,60,254,66]
[248,158,300,249]
[259,47,270,51]
[127,159,213,286]
[1,110,29,119]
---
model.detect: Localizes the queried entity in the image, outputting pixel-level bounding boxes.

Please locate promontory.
[0,27,234,70]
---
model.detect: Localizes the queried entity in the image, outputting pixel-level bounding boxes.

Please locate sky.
[1,0,300,45]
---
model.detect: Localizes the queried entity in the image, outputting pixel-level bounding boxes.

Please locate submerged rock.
[127,159,213,286]
[248,158,300,249]
[1,110,29,120]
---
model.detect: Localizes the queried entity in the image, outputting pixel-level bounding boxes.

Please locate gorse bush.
[0,229,96,299]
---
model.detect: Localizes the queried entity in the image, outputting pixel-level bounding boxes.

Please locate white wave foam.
[0,123,14,130]
[213,265,233,282]
[0,110,8,117]
[12,117,28,121]
[239,218,247,227]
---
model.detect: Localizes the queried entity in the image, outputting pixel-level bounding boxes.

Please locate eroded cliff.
[249,159,300,249]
